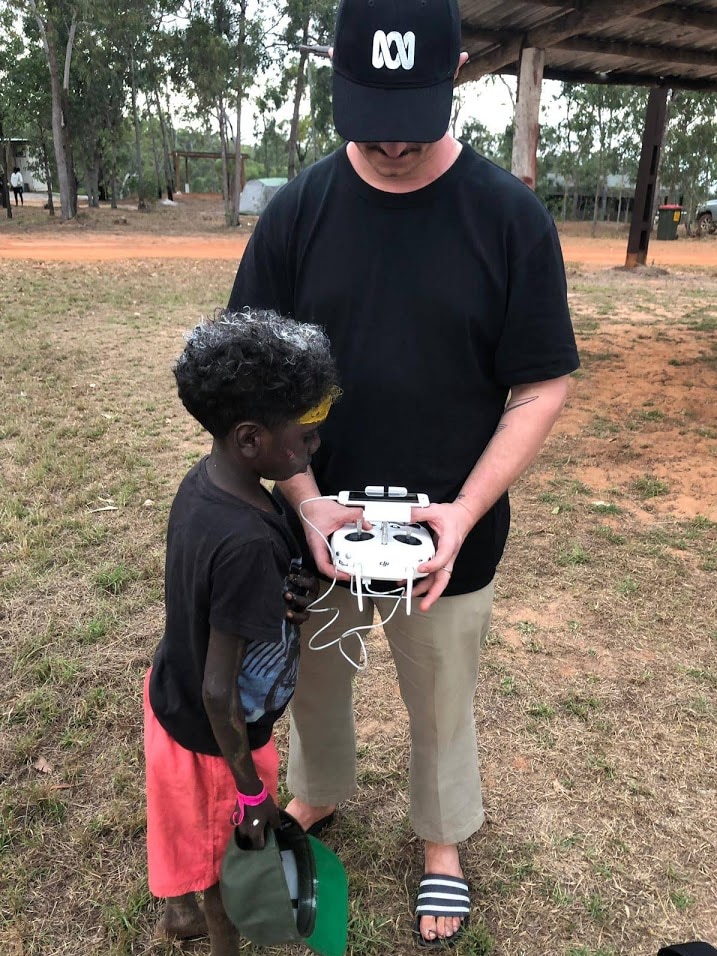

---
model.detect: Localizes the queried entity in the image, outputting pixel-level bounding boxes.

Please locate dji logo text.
[372,30,416,70]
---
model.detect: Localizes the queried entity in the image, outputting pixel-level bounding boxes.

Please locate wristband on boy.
[231,785,269,826]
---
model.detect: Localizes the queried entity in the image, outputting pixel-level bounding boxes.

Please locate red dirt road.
[0,232,250,262]
[3,229,717,269]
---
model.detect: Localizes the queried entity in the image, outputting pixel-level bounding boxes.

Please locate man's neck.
[346,135,462,194]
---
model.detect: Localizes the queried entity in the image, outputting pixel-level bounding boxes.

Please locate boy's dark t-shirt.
[149,458,301,755]
[228,144,580,595]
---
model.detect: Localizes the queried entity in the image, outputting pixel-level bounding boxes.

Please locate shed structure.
[239,178,288,216]
[455,0,717,266]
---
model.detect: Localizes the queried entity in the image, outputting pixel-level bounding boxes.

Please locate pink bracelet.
[238,786,268,806]
[231,785,268,826]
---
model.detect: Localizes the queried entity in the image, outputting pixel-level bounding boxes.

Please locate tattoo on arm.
[504,395,539,415]
[491,395,539,438]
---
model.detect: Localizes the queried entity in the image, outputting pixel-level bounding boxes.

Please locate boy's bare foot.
[284,797,336,832]
[155,893,208,940]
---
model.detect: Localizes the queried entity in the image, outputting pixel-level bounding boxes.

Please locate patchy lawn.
[1,247,715,956]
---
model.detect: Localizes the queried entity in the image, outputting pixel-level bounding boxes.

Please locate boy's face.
[260,421,322,481]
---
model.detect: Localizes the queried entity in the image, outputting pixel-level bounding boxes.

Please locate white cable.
[296,495,408,671]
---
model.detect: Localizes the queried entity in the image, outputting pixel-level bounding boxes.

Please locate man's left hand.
[411,503,475,612]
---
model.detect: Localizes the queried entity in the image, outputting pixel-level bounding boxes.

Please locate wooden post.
[625,86,669,268]
[174,152,181,193]
[511,47,545,190]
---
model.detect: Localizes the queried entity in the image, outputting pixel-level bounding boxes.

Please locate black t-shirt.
[228,144,579,594]
[149,459,302,754]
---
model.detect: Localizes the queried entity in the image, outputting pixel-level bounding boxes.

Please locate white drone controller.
[330,486,435,615]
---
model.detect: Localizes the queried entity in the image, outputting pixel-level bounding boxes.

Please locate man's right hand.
[300,498,366,579]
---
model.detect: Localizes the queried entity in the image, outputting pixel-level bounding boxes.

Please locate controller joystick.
[393,533,422,546]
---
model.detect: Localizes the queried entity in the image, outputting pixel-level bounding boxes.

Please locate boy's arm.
[202,626,280,848]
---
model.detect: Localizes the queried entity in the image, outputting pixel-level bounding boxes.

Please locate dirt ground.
[4,224,717,269]
[3,196,717,269]
[2,199,714,520]
[2,199,715,955]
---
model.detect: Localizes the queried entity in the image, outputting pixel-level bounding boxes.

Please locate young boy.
[144,308,340,956]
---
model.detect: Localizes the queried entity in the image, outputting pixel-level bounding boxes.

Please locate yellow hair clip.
[297,386,342,425]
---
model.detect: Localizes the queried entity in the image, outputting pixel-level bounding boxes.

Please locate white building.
[6,139,47,192]
[239,178,287,215]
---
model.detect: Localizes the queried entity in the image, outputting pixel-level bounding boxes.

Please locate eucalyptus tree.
[282,0,336,180]
[172,0,269,224]
[582,86,634,234]
[11,0,86,219]
[660,91,717,227]
[96,0,180,210]
[5,42,58,214]
[0,9,24,216]
[172,5,235,219]
[69,26,127,207]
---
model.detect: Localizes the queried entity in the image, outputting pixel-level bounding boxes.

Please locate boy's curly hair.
[174,309,339,438]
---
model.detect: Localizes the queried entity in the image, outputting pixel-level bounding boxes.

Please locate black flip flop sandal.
[307,811,336,837]
[413,873,470,948]
[658,945,717,956]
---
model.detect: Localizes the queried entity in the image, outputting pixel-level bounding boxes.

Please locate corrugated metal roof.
[459,0,717,90]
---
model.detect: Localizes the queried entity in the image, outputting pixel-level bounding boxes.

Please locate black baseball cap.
[332,0,461,143]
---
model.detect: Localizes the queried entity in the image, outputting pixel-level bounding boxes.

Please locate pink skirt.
[143,668,279,897]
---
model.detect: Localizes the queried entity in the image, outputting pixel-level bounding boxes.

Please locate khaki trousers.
[287,580,494,845]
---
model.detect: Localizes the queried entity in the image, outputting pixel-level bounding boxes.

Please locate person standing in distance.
[10,167,24,206]
[228,0,580,945]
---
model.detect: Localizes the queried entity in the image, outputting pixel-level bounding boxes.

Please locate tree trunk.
[592,132,603,238]
[86,155,100,207]
[229,0,248,227]
[217,96,232,224]
[2,135,13,219]
[40,139,55,216]
[44,19,77,220]
[130,53,147,210]
[230,101,243,225]
[148,117,163,199]
[154,89,174,201]
[288,19,310,181]
[110,136,118,209]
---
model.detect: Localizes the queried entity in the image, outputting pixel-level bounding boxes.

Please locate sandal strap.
[658,946,717,956]
[415,875,470,917]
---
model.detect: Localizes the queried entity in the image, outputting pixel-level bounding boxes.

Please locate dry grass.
[0,194,258,236]
[1,245,716,956]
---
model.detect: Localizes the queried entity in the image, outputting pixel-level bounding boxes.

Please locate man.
[11,167,24,206]
[228,0,579,945]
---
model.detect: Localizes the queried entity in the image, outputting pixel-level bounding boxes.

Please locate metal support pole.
[625,86,669,268]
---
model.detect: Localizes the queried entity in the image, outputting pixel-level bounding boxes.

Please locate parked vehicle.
[695,198,717,234]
